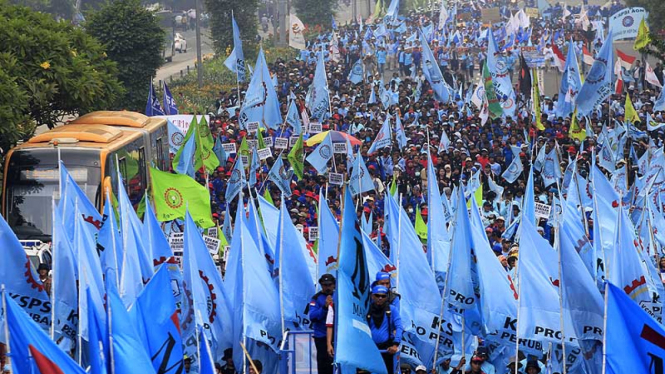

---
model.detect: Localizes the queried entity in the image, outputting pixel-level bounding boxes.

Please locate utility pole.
[279,0,287,46]
[195,0,203,88]
[352,0,357,22]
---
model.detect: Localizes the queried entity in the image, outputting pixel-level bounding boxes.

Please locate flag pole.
[2,285,10,363]
[554,205,566,374]
[278,195,286,335]
[395,193,403,294]
[240,341,260,374]
[601,281,609,374]
[50,198,57,340]
[514,237,522,374]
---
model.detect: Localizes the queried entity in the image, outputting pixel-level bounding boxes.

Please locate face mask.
[408,209,414,213]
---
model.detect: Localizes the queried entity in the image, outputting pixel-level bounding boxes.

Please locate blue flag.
[199,327,216,374]
[0,214,51,340]
[331,15,338,30]
[146,80,165,116]
[522,165,536,226]
[426,152,451,291]
[5,292,87,374]
[307,51,331,121]
[249,146,260,186]
[306,132,333,174]
[86,286,109,374]
[257,195,280,249]
[225,157,246,202]
[174,129,197,178]
[58,161,102,240]
[98,192,123,289]
[247,198,277,273]
[130,265,185,373]
[576,30,614,118]
[419,31,450,103]
[487,26,516,117]
[605,281,665,374]
[268,155,293,197]
[395,113,408,149]
[285,99,303,135]
[51,203,79,341]
[556,39,582,118]
[318,189,340,278]
[334,189,387,374]
[167,120,184,154]
[163,81,179,115]
[223,14,246,82]
[276,201,315,329]
[361,211,373,235]
[213,135,227,166]
[362,229,395,279]
[447,188,477,310]
[107,280,157,374]
[348,151,375,196]
[239,48,281,129]
[368,116,392,154]
[348,59,364,84]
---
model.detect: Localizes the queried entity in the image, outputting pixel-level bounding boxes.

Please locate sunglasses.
[373,294,387,299]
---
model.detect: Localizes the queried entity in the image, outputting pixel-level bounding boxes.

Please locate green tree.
[205,0,259,57]
[0,1,123,152]
[86,0,165,111]
[293,0,336,27]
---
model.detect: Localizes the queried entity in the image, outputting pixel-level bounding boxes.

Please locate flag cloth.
[625,94,640,123]
[557,39,582,118]
[447,188,478,310]
[414,206,427,241]
[616,48,636,71]
[307,51,331,121]
[569,109,586,141]
[249,147,259,186]
[289,13,307,50]
[98,191,123,290]
[268,156,293,197]
[502,151,523,183]
[551,43,566,72]
[646,62,662,87]
[86,286,109,374]
[225,157,246,203]
[213,135,227,166]
[482,62,503,119]
[576,30,614,118]
[518,54,532,100]
[146,80,165,116]
[167,119,184,154]
[318,188,340,278]
[306,132,333,174]
[5,292,87,374]
[420,31,450,102]
[634,17,651,50]
[51,203,79,341]
[348,151,375,196]
[224,14,246,82]
[163,81,178,115]
[285,100,303,135]
[239,48,282,129]
[348,59,364,84]
[58,161,103,240]
[149,167,214,227]
[487,27,516,117]
[395,112,408,149]
[606,281,665,374]
[173,127,196,177]
[531,68,545,130]
[334,189,387,374]
[368,116,392,154]
[288,133,305,179]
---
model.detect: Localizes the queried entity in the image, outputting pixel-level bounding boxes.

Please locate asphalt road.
[155,28,214,83]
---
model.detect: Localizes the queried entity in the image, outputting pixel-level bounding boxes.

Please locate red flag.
[551,44,566,72]
[29,345,66,374]
[616,49,636,70]
[582,46,594,66]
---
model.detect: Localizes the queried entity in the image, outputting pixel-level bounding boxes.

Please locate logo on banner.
[171,132,184,147]
[623,16,634,27]
[319,144,332,159]
[586,58,607,84]
[165,188,184,209]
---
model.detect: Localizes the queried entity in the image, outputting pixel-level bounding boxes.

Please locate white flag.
[289,13,307,50]
[646,62,663,88]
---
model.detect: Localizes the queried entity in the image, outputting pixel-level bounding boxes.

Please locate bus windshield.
[4,148,101,240]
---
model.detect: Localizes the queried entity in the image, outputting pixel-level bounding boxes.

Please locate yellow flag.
[625,94,640,124]
[474,182,483,207]
[532,69,545,131]
[568,109,586,142]
[415,206,427,241]
[634,18,651,50]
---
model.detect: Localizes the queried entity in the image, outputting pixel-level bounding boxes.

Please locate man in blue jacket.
[308,274,336,374]
[368,285,403,374]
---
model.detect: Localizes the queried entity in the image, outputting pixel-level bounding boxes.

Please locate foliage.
[86,0,165,111]
[168,46,297,113]
[626,0,665,33]
[292,0,337,27]
[7,0,75,19]
[205,0,259,59]
[0,0,123,150]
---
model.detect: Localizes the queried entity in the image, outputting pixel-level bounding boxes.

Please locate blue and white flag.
[368,116,392,154]
[58,161,103,239]
[318,189,340,278]
[247,198,277,274]
[225,157,246,202]
[167,120,184,154]
[655,87,665,111]
[502,154,523,183]
[438,129,451,153]
[285,99,303,135]
[223,14,246,82]
[576,30,614,118]
[268,156,293,197]
[348,59,365,84]
[307,51,331,121]
[447,189,477,310]
[419,31,450,102]
[522,165,536,225]
[395,113,408,149]
[174,131,196,177]
[239,48,282,129]
[98,192,122,289]
[334,189,387,374]
[487,27,516,117]
[213,135,227,165]
[146,80,165,116]
[163,81,178,115]
[52,203,79,341]
[605,281,665,374]
[306,132,334,174]
[556,39,582,118]
[249,146,259,186]
[348,151,375,196]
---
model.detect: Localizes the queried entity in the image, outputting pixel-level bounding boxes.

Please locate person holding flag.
[368,284,403,374]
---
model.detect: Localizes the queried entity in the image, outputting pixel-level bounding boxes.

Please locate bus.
[156,10,176,62]
[2,111,170,241]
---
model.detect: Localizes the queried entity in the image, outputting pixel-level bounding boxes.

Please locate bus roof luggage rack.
[69,111,150,128]
[28,124,123,144]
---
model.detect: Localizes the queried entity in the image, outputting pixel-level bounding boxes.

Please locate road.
[155,28,214,83]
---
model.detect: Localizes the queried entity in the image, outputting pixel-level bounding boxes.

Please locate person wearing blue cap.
[308,274,336,374]
[368,284,403,374]
[372,272,400,309]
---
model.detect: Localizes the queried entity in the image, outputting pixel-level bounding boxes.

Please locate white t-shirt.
[326,304,335,327]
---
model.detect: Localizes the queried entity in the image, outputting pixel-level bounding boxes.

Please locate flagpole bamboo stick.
[50,198,57,341]
[514,234,522,374]
[395,193,403,294]
[554,205,566,374]
[601,282,609,374]
[279,192,286,336]
[2,286,10,369]
[240,341,260,374]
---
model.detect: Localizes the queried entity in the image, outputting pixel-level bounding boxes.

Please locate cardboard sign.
[308,226,319,242]
[222,143,237,153]
[295,224,304,236]
[524,7,539,17]
[203,235,221,255]
[247,139,258,149]
[168,232,184,252]
[264,137,273,148]
[333,142,347,154]
[309,123,322,134]
[329,172,344,186]
[206,227,217,239]
[480,8,501,23]
[534,203,552,220]
[247,121,260,133]
[240,155,249,166]
[275,137,289,149]
[258,147,273,160]
[290,136,300,147]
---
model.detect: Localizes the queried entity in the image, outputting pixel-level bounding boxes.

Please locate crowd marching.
[2,0,665,373]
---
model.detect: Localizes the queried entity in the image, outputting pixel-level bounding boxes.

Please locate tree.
[205,0,259,57]
[0,1,123,153]
[86,0,165,111]
[292,0,336,27]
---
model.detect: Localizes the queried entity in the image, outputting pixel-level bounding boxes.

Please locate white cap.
[415,365,427,372]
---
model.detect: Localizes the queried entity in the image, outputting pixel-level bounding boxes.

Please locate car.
[175,32,187,53]
[20,240,52,271]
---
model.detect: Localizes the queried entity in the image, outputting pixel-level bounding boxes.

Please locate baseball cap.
[415,365,427,372]
[375,272,391,281]
[372,285,388,295]
[319,274,335,285]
